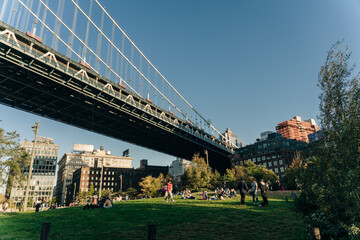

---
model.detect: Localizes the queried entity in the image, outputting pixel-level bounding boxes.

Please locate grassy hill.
[0,191,306,240]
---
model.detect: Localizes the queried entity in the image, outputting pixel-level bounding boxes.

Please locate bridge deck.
[0,21,233,171]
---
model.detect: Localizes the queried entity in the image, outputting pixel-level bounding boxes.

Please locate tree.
[232,165,249,184]
[87,184,95,197]
[77,189,87,204]
[139,173,165,197]
[101,189,113,197]
[210,170,222,188]
[181,153,213,191]
[283,153,305,190]
[0,128,29,197]
[222,169,236,188]
[246,161,277,184]
[295,42,360,239]
[49,197,57,205]
[126,187,138,198]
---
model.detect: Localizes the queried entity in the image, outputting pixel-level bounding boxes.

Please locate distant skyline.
[1,0,360,192]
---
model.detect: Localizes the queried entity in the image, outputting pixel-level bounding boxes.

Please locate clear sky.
[1,0,360,183]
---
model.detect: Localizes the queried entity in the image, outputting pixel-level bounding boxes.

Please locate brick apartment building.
[276,116,319,143]
[231,132,307,179]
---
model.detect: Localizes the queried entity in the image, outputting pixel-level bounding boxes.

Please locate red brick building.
[276,116,319,143]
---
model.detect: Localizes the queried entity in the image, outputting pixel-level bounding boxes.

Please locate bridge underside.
[0,36,231,172]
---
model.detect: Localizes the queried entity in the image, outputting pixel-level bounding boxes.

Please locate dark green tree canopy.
[295,42,360,239]
[0,127,29,194]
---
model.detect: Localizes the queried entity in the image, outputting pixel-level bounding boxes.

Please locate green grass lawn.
[0,191,306,240]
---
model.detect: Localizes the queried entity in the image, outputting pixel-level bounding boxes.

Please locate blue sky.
[1,0,360,177]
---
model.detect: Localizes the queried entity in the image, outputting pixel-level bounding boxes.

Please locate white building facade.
[169,158,191,181]
[7,137,59,206]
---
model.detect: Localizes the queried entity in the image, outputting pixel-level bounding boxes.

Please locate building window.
[280,167,284,172]
[274,161,278,166]
[279,160,283,165]
[274,168,279,173]
[268,162,272,167]
[262,156,265,161]
[256,157,260,162]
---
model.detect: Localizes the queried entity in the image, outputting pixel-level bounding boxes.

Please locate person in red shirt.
[164,180,175,203]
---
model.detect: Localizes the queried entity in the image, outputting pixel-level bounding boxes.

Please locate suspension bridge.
[0,0,237,171]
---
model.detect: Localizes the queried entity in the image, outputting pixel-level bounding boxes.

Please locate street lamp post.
[23,122,39,212]
[204,149,209,166]
[98,158,104,198]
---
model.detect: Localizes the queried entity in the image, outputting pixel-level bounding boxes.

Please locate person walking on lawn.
[164,180,175,203]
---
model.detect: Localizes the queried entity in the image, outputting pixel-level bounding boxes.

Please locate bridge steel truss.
[0,21,232,171]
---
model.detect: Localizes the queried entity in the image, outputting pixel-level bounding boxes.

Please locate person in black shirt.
[237,179,249,205]
[259,179,268,207]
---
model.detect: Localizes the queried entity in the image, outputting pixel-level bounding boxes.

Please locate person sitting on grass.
[230,188,235,198]
[217,188,225,200]
[49,203,57,210]
[83,202,100,210]
[182,188,191,199]
[2,201,8,212]
[103,196,113,209]
[182,190,186,199]
[202,190,209,200]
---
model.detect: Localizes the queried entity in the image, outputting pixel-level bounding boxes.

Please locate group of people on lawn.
[214,187,237,200]
[238,178,268,207]
[163,178,268,207]
[82,195,114,210]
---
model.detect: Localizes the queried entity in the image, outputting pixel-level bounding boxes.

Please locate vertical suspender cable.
[92,0,230,142]
[120,34,125,81]
[84,0,93,60]
[66,0,78,58]
[95,10,104,71]
[109,23,115,79]
[20,0,32,32]
[38,0,48,38]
